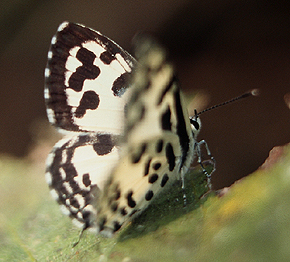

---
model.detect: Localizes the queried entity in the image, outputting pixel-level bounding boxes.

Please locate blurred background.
[1,0,290,189]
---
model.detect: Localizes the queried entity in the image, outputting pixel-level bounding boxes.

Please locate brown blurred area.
[1,0,290,189]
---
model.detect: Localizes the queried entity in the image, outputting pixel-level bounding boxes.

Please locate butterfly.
[44,22,211,237]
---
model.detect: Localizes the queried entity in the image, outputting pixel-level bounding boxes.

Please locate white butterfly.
[44,22,210,236]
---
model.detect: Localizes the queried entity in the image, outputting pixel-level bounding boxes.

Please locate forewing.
[44,22,136,134]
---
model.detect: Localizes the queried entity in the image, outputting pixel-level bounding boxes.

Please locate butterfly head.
[189,109,201,138]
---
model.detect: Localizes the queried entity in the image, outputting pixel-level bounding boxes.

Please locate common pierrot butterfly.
[44,21,256,237]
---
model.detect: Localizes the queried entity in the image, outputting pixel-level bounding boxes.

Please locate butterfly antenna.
[196,89,259,117]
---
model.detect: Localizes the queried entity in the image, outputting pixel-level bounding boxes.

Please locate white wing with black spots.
[45,132,120,229]
[44,22,136,231]
[45,21,136,134]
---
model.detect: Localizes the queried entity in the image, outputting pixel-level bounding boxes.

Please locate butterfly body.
[45,22,203,235]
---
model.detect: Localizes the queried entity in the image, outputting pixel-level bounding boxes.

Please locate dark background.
[1,0,290,189]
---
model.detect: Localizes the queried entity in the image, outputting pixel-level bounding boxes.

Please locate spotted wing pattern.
[44,22,136,230]
[94,35,200,237]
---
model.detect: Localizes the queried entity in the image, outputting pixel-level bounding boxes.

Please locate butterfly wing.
[44,22,136,230]
[95,35,196,236]
[45,21,136,134]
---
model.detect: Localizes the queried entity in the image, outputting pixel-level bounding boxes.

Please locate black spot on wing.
[144,158,152,176]
[161,107,172,131]
[98,216,107,231]
[113,221,122,232]
[82,173,91,187]
[131,143,147,163]
[166,143,175,171]
[139,104,146,120]
[93,134,114,155]
[112,72,130,97]
[75,91,100,118]
[157,75,176,105]
[120,207,128,216]
[111,202,118,212]
[69,48,100,92]
[153,162,161,170]
[148,174,159,184]
[145,190,154,201]
[107,184,121,203]
[69,196,80,208]
[100,50,115,64]
[126,190,136,208]
[156,139,164,153]
[115,189,121,200]
[161,174,169,187]
[82,211,91,224]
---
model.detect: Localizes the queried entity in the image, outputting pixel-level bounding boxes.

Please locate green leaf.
[2,144,290,261]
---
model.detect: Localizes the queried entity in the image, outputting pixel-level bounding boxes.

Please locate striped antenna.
[196,89,259,117]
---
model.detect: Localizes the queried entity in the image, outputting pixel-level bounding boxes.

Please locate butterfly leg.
[182,139,215,206]
[194,139,216,191]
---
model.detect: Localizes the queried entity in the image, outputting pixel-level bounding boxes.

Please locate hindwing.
[95,35,196,236]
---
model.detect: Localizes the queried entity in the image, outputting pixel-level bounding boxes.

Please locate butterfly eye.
[190,118,200,131]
